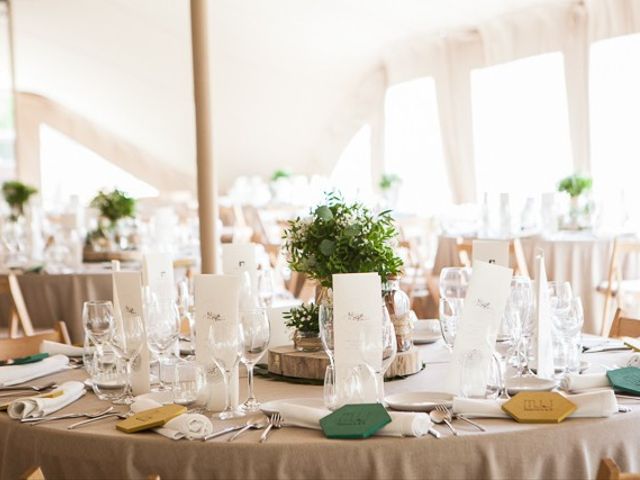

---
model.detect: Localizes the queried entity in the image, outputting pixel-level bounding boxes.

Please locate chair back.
[597,458,640,480]
[608,308,640,338]
[0,322,71,361]
[20,467,45,480]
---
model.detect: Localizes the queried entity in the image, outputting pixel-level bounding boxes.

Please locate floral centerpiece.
[2,181,37,221]
[88,189,137,251]
[378,173,402,209]
[283,303,321,352]
[557,174,593,230]
[282,193,403,299]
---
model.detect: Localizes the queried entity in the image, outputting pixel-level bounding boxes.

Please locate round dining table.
[1,341,638,480]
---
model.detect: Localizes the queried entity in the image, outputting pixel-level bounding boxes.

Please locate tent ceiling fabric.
[9,0,640,193]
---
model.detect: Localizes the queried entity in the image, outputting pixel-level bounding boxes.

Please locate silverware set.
[428,403,485,438]
[201,413,281,443]
[0,381,57,397]
[21,406,115,426]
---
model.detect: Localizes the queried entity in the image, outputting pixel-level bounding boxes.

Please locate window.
[330,124,374,204]
[384,77,451,214]
[39,124,158,206]
[472,53,573,196]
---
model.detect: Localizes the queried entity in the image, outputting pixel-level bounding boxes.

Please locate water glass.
[257,269,275,308]
[460,349,502,399]
[173,361,207,407]
[439,267,472,299]
[110,315,145,404]
[208,323,244,420]
[91,349,127,402]
[439,298,464,350]
[324,364,363,409]
[239,308,270,412]
[83,334,97,376]
[82,300,114,350]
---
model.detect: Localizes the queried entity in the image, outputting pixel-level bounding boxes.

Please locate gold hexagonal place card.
[501,392,577,423]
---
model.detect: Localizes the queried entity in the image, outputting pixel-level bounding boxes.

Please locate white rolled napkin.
[130,398,213,440]
[0,354,69,387]
[8,381,86,419]
[277,403,432,437]
[452,389,618,419]
[627,353,640,368]
[40,341,86,358]
[561,373,609,392]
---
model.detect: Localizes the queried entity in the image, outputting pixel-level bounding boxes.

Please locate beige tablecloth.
[0,343,638,480]
[432,233,631,334]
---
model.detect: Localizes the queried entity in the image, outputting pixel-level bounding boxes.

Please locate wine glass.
[257,269,275,308]
[439,267,472,299]
[82,300,114,353]
[504,276,533,375]
[439,297,464,350]
[146,299,181,391]
[319,304,334,366]
[239,308,270,412]
[208,323,245,420]
[359,305,397,403]
[109,315,145,404]
[553,296,585,375]
[548,281,573,311]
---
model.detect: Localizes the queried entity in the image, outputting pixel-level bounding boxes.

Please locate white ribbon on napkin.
[40,341,87,358]
[452,389,618,419]
[276,403,432,437]
[130,398,213,440]
[7,381,86,419]
[0,354,69,387]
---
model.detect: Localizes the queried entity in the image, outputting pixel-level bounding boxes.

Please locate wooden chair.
[607,308,640,338]
[599,238,640,336]
[20,467,45,480]
[597,458,640,480]
[0,274,34,338]
[0,322,71,360]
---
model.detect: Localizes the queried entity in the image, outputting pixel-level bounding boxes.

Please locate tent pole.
[190,0,218,274]
[6,0,20,179]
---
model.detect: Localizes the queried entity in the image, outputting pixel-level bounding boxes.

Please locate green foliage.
[270,169,291,182]
[90,189,136,225]
[378,173,402,191]
[282,192,403,288]
[557,174,593,198]
[283,303,319,333]
[2,180,37,217]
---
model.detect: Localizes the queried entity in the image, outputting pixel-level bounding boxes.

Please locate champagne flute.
[208,323,245,420]
[82,300,114,354]
[319,304,334,367]
[110,315,145,404]
[239,308,270,412]
[146,299,181,391]
[439,297,464,351]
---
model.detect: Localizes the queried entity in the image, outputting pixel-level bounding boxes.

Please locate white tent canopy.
[8,0,640,200]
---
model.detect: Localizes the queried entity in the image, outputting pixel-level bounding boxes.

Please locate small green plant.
[2,180,37,219]
[379,173,402,191]
[270,169,291,182]
[283,303,319,333]
[557,174,592,198]
[90,189,136,228]
[283,192,403,288]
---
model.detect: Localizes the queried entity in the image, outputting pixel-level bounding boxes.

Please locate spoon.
[227,419,268,442]
[23,406,114,425]
[429,408,458,436]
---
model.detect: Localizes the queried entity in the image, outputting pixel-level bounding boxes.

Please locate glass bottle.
[382,277,413,352]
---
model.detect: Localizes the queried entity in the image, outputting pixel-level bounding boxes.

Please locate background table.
[1,341,638,479]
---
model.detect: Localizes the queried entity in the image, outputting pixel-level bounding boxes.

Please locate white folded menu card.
[333,273,383,404]
[276,403,432,437]
[472,240,509,267]
[0,354,69,387]
[143,252,175,301]
[222,243,258,296]
[194,274,240,411]
[130,398,213,440]
[39,341,86,358]
[113,271,150,395]
[8,381,86,419]
[452,389,618,418]
[445,261,513,396]
[532,253,554,379]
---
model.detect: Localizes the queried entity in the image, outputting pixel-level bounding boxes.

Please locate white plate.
[505,376,557,395]
[260,397,325,416]
[385,391,454,412]
[413,332,442,345]
[413,319,442,345]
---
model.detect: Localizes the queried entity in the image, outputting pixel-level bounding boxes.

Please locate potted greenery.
[378,173,402,209]
[2,181,37,221]
[283,303,322,352]
[269,169,292,203]
[557,174,593,230]
[283,193,403,301]
[88,189,136,251]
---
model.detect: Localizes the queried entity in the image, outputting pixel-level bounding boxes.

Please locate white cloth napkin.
[40,341,87,358]
[452,390,618,419]
[130,398,213,440]
[561,373,609,392]
[7,381,86,419]
[0,354,69,387]
[277,403,432,437]
[627,353,640,368]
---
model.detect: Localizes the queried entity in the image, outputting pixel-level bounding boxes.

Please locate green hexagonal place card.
[501,392,576,423]
[319,403,391,439]
[607,366,640,396]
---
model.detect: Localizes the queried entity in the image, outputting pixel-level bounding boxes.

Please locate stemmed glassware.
[208,322,244,420]
[439,267,472,299]
[238,308,270,412]
[359,305,397,403]
[82,300,114,354]
[319,304,334,366]
[177,279,195,345]
[257,270,275,308]
[146,298,181,391]
[503,276,534,376]
[109,315,145,404]
[552,296,584,375]
[439,298,464,351]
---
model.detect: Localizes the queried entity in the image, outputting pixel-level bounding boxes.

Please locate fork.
[259,413,282,443]
[22,406,114,425]
[435,404,459,435]
[0,382,57,394]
